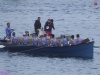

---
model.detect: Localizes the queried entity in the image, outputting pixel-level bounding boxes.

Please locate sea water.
[0,0,100,75]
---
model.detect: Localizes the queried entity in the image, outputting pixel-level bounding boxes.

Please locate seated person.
[22,33,29,45]
[39,34,48,47]
[69,35,76,45]
[11,32,18,44]
[76,34,83,44]
[31,34,39,46]
[60,35,68,46]
[50,34,59,47]
[44,34,50,46]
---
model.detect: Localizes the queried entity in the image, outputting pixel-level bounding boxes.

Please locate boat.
[0,41,94,59]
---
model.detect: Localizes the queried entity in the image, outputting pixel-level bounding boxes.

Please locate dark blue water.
[0,0,100,75]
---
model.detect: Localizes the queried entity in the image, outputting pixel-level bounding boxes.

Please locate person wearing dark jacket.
[44,19,55,36]
[34,17,41,36]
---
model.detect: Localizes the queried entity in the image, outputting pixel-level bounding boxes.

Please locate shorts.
[46,31,52,36]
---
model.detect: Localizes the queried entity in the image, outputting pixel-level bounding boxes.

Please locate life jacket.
[22,37,28,45]
[12,37,18,44]
[32,37,38,46]
[51,39,57,47]
[62,38,68,46]
[71,39,76,45]
[77,38,82,44]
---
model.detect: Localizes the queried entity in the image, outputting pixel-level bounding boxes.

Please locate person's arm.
[34,20,37,29]
[50,39,52,45]
[57,39,61,46]
[34,20,36,27]
[10,37,13,44]
[74,40,77,45]
[38,38,41,46]
[52,23,55,30]
[16,38,19,44]
[44,24,46,31]
[69,40,72,46]
[39,22,41,29]
[75,39,78,44]
[34,20,38,32]
[10,29,14,33]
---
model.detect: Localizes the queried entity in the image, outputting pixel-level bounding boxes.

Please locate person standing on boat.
[5,22,14,39]
[69,35,76,45]
[34,17,41,36]
[76,34,83,44]
[44,19,55,36]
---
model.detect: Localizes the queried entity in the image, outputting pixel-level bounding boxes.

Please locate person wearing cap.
[34,17,41,36]
[22,33,29,45]
[59,35,68,46]
[11,32,18,44]
[69,35,76,45]
[76,34,83,44]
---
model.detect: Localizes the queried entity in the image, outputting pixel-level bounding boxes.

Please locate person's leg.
[28,38,32,45]
[46,31,49,36]
[18,37,22,44]
[36,29,39,36]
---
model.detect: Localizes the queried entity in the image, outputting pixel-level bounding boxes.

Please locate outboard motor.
[38,27,45,37]
[25,27,45,37]
[25,31,36,37]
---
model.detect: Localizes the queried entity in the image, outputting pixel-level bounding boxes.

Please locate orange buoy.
[94,2,98,6]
